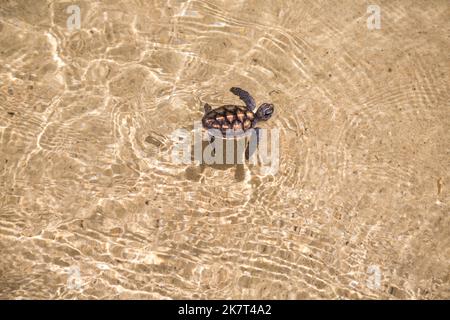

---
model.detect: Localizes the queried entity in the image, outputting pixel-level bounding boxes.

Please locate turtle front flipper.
[207,132,216,156]
[230,87,256,111]
[204,103,212,114]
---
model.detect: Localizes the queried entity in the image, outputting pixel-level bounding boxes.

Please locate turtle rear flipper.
[230,87,256,111]
[208,133,215,156]
[245,127,260,160]
[204,103,212,113]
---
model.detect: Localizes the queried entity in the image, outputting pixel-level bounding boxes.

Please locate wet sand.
[0,1,449,299]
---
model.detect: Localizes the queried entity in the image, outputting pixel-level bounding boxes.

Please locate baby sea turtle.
[202,87,274,158]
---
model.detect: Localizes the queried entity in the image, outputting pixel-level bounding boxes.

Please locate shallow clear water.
[0,0,449,299]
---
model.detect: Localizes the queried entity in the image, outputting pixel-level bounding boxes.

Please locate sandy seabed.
[0,0,449,299]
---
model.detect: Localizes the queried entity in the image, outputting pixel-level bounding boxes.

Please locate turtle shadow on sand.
[185,138,247,182]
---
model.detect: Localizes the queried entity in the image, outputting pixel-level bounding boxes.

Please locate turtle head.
[256,103,274,121]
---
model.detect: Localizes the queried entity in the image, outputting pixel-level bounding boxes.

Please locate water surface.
[0,0,449,299]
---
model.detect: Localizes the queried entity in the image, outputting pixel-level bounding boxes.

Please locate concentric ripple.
[0,0,449,299]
